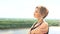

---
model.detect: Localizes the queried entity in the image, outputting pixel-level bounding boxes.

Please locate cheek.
[34,13,40,17]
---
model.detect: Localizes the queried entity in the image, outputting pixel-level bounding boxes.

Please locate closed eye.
[36,7,38,8]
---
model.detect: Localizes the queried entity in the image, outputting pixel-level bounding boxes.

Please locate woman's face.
[34,6,42,19]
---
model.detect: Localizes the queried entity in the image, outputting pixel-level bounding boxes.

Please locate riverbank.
[0,26,60,34]
[0,18,60,29]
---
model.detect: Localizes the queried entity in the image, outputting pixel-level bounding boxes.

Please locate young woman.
[28,5,49,34]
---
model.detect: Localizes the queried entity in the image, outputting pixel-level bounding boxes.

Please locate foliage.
[0,18,60,29]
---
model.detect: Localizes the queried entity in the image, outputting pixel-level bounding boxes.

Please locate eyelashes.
[36,6,38,8]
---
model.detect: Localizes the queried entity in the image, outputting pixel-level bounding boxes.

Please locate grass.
[0,18,60,29]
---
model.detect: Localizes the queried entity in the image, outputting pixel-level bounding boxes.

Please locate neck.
[38,18,43,23]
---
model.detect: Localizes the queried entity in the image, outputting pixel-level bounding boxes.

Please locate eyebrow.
[36,6,38,8]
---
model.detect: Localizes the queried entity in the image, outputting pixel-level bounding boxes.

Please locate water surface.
[0,27,60,34]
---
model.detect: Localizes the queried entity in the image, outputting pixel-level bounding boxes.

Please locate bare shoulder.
[43,20,48,26]
[42,20,48,28]
[39,20,48,29]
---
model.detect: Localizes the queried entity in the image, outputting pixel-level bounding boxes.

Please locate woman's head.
[34,6,48,19]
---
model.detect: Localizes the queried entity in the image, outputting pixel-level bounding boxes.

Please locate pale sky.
[0,0,60,19]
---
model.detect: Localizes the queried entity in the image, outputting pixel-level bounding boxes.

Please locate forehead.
[36,6,41,9]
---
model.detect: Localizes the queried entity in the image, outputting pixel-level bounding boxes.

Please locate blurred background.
[0,0,60,34]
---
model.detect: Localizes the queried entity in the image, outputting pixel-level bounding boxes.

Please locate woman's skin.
[28,6,48,34]
[34,6,43,23]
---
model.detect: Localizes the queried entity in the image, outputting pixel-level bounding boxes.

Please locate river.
[0,27,60,34]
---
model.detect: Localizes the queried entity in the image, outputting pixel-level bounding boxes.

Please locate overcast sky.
[0,0,60,19]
